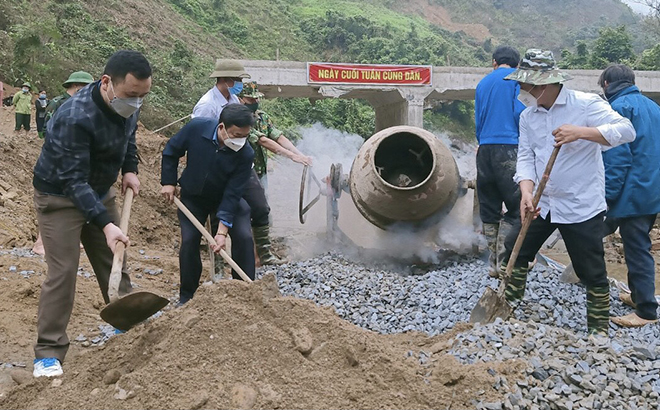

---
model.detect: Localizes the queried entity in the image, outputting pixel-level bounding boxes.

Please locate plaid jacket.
[33,82,139,228]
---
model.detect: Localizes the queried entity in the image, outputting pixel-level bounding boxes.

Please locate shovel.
[173,197,252,282]
[100,188,170,330]
[470,146,561,324]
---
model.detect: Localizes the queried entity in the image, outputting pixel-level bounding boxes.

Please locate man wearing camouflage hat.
[44,71,95,124]
[500,49,635,336]
[192,59,250,120]
[238,81,311,265]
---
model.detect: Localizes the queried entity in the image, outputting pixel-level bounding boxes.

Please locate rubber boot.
[483,223,499,278]
[504,265,529,302]
[586,285,610,335]
[253,225,284,265]
[496,220,513,272]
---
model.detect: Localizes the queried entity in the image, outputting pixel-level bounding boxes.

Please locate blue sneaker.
[33,357,63,378]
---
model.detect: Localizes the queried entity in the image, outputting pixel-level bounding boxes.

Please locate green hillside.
[0,0,649,139]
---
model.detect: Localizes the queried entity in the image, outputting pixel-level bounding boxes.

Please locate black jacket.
[161,117,254,225]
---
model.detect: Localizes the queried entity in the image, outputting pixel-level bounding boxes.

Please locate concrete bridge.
[241,60,660,131]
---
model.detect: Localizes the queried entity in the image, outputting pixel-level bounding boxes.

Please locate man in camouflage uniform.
[500,49,635,336]
[239,81,311,265]
[45,71,95,124]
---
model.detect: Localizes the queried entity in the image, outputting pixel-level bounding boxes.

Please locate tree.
[589,26,634,68]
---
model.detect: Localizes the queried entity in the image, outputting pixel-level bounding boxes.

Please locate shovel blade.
[100,292,169,331]
[470,287,513,324]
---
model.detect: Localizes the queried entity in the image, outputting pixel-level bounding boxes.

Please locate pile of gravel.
[263,253,660,409]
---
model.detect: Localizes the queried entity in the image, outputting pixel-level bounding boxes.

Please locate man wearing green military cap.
[500,49,636,336]
[237,81,311,265]
[45,71,95,124]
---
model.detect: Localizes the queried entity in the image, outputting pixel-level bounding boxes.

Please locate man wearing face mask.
[597,64,660,328]
[161,104,256,305]
[237,81,311,265]
[12,81,33,135]
[45,71,95,124]
[192,59,250,120]
[474,46,526,279]
[31,50,152,377]
[500,49,635,336]
[35,90,49,139]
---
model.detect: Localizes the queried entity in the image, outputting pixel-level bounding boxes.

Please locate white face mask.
[226,136,247,152]
[107,81,143,118]
[517,89,537,107]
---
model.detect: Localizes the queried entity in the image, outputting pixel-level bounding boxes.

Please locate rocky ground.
[0,105,659,409]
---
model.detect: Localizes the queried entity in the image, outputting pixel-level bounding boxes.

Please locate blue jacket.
[604,85,660,218]
[475,67,525,145]
[161,117,254,225]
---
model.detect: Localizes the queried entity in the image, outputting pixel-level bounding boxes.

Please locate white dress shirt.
[191,86,241,120]
[515,87,636,224]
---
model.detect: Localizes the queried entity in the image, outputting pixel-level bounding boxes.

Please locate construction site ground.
[0,105,657,409]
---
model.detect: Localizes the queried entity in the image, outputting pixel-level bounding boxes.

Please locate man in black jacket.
[160,104,255,305]
[32,50,152,377]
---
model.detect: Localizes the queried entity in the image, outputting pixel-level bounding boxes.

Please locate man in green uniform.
[45,71,95,123]
[13,81,33,135]
[238,81,311,265]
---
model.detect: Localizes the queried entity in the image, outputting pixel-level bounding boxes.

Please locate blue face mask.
[228,81,243,95]
[39,94,47,100]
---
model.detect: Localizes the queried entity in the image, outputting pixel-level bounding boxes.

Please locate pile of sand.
[0,276,521,409]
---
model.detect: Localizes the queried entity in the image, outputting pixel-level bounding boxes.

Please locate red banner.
[307,62,432,86]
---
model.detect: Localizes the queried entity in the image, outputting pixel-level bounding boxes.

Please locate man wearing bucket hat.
[32,71,95,256]
[45,71,95,124]
[192,59,250,120]
[500,49,636,336]
[12,81,33,135]
[237,81,311,265]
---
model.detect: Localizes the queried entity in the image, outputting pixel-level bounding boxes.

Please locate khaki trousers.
[33,189,132,362]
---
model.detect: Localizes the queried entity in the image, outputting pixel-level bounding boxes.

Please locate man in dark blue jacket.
[32,50,152,377]
[161,104,255,305]
[599,64,660,327]
[475,45,526,278]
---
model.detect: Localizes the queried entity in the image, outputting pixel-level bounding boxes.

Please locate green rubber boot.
[253,225,284,265]
[483,223,499,278]
[586,285,610,335]
[496,220,513,271]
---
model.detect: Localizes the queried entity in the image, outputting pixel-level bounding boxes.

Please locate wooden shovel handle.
[503,146,561,281]
[107,188,134,302]
[173,197,253,283]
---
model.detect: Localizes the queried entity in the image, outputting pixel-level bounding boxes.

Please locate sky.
[622,0,654,14]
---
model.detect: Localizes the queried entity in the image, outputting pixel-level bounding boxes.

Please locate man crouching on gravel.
[31,50,152,377]
[501,49,635,336]
[160,104,256,305]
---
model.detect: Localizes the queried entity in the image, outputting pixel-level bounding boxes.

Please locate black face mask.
[245,102,259,112]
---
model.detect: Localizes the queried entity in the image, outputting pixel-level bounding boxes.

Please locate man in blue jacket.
[475,45,526,278]
[161,104,256,305]
[599,64,660,327]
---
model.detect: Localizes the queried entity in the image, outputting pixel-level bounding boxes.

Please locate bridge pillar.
[372,88,430,132]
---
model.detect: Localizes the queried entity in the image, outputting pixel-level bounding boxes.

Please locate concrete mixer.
[299,125,475,243]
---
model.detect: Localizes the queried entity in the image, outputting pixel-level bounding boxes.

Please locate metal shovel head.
[100,292,169,331]
[469,287,513,324]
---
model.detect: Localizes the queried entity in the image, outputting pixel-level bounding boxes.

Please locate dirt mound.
[0,275,521,409]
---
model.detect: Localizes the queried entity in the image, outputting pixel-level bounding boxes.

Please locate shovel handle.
[503,146,561,280]
[108,188,134,302]
[173,197,253,283]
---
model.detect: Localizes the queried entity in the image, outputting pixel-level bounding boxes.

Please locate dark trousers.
[615,214,658,320]
[243,169,270,227]
[36,115,46,132]
[15,113,30,131]
[477,144,520,225]
[178,196,254,303]
[505,212,609,289]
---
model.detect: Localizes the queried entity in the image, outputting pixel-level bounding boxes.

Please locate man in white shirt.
[192,59,250,120]
[501,49,636,336]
